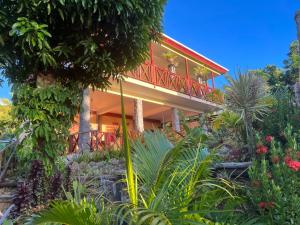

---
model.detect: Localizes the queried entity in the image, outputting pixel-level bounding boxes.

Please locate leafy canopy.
[0,0,166,87]
[251,41,299,93]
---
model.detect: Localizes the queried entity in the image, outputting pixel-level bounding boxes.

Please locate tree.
[224,72,271,157]
[251,41,299,94]
[0,0,166,168]
[0,98,14,138]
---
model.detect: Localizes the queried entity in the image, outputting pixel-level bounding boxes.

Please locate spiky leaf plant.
[117,129,239,224]
[224,72,271,156]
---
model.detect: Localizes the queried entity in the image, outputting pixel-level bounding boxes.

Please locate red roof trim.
[162,35,228,74]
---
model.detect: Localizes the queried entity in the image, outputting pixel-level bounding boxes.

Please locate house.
[69,34,228,152]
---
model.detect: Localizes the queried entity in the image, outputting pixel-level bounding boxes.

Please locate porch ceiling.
[90,90,198,122]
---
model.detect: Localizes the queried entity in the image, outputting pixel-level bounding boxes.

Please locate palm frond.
[25,200,107,225]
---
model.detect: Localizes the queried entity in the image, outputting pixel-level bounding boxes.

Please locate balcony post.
[211,72,215,89]
[185,58,191,96]
[133,98,144,133]
[149,42,156,85]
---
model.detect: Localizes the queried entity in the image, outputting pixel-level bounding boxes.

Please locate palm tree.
[224,72,270,157]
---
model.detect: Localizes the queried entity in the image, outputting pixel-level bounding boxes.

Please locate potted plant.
[194,66,210,84]
[163,51,178,73]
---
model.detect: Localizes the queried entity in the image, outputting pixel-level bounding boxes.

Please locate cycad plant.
[117,128,239,224]
[224,72,271,157]
[25,181,115,225]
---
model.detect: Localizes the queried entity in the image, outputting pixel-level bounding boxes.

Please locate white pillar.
[171,108,180,132]
[78,88,91,152]
[134,99,144,133]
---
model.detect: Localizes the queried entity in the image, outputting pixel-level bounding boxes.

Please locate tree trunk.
[294,10,300,106]
[78,88,91,152]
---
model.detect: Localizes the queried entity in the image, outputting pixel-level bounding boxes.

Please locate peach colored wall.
[70,114,161,134]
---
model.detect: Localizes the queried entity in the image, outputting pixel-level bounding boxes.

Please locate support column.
[133,99,144,133]
[78,88,91,152]
[171,108,180,132]
[211,72,215,89]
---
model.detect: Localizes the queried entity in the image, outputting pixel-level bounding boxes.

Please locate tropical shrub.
[13,160,72,221]
[13,83,81,172]
[73,149,124,164]
[0,98,15,140]
[25,180,116,225]
[206,88,224,104]
[248,125,300,224]
[224,72,271,156]
[256,86,300,141]
[117,129,240,224]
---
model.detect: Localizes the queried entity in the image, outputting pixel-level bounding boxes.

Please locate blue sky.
[1,0,300,98]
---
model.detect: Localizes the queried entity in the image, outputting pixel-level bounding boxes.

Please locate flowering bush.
[248,125,300,224]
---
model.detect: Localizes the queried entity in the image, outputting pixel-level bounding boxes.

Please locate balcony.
[126,62,223,104]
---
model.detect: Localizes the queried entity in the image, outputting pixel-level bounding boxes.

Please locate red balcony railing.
[68,130,140,153]
[126,62,216,102]
[69,131,119,153]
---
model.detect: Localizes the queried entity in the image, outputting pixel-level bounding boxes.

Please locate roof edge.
[162,34,229,74]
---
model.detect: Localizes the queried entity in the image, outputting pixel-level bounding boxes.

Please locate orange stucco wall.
[70,113,161,134]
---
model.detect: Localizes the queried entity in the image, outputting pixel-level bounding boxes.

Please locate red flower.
[258,202,267,209]
[285,156,300,171]
[258,201,275,209]
[265,135,273,143]
[271,155,280,164]
[256,145,268,154]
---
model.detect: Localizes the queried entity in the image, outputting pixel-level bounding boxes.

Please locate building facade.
[69,34,228,152]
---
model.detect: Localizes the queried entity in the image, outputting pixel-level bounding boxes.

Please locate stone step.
[0,195,14,203]
[0,180,17,188]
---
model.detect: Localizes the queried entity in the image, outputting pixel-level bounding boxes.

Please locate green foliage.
[25,199,111,225]
[257,86,300,140]
[194,65,210,80]
[13,83,81,171]
[120,80,137,206]
[0,98,16,139]
[0,0,166,87]
[206,88,224,104]
[224,72,271,156]
[248,126,300,224]
[119,128,240,224]
[162,51,178,65]
[212,111,241,132]
[252,41,299,94]
[211,111,246,157]
[74,149,124,164]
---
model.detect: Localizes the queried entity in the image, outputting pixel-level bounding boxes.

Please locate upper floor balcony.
[125,34,228,105]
